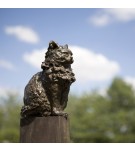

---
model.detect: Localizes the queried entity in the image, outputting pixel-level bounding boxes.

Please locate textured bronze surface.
[20,116,70,143]
[21,41,75,117]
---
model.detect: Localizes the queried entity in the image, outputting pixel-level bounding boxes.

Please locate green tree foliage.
[0,93,22,142]
[66,77,135,142]
[0,77,135,142]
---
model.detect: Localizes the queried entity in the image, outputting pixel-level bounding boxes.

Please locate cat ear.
[48,41,59,49]
[64,44,68,49]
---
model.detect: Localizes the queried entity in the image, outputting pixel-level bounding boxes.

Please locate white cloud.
[90,13,111,27]
[124,76,135,89]
[0,59,15,70]
[0,86,19,98]
[89,8,135,27]
[71,46,120,82]
[23,45,120,84]
[23,48,45,68]
[5,25,39,44]
[97,87,108,97]
[0,87,7,98]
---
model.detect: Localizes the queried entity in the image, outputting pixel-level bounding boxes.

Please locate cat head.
[41,41,74,70]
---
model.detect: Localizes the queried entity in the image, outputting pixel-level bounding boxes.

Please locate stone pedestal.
[20,116,70,143]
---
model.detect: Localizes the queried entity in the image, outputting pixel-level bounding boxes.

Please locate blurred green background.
[1,77,135,143]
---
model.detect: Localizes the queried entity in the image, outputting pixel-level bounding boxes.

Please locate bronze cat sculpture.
[21,41,76,117]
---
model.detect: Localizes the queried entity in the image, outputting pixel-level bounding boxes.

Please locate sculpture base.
[20,116,70,143]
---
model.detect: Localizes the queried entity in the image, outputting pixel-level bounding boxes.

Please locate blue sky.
[0,8,135,96]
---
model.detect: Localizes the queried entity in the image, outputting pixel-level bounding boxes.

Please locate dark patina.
[21,41,75,117]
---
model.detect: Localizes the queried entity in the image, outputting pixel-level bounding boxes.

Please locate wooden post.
[20,116,70,143]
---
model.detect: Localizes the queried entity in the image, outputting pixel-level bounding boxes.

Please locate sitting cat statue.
[21,41,75,117]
